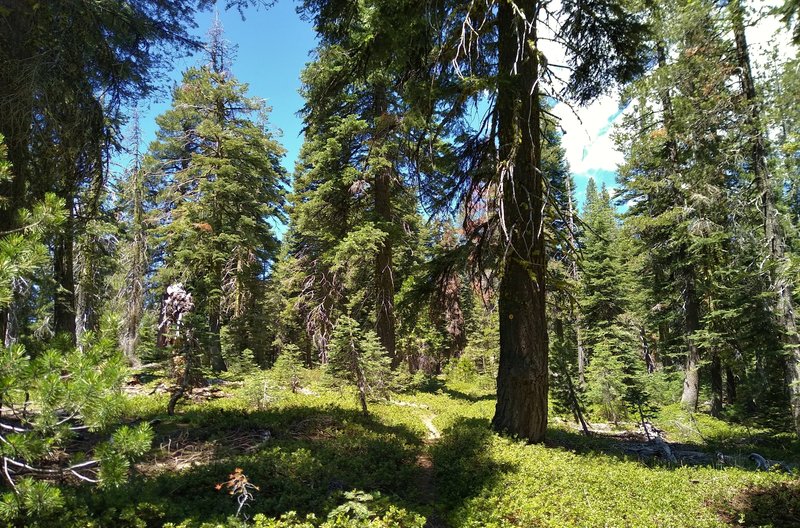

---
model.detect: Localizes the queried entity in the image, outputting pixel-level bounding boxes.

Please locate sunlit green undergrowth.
[434,417,796,527]
[32,374,800,528]
[656,403,800,461]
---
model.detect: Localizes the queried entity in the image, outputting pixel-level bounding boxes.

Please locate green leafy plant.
[0,336,153,522]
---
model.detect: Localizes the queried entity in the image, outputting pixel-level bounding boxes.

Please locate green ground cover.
[22,374,800,528]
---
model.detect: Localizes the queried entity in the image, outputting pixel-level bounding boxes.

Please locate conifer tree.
[729,0,800,435]
[147,21,286,372]
[404,0,650,442]
[578,181,649,422]
[0,135,152,522]
[116,109,149,368]
[616,0,739,413]
[284,1,438,368]
[544,122,589,431]
[327,316,392,414]
[271,343,306,393]
[0,0,266,344]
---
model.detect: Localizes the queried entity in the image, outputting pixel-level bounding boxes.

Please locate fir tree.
[271,343,307,393]
[616,0,739,413]
[327,316,392,414]
[146,21,286,372]
[0,136,151,521]
[579,181,649,423]
[291,0,431,366]
[406,0,650,442]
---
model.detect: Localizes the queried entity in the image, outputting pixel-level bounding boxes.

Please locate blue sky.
[123,1,788,224]
[128,2,316,174]
[123,1,625,222]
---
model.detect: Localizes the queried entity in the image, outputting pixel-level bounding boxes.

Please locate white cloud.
[552,95,625,177]
[549,3,794,184]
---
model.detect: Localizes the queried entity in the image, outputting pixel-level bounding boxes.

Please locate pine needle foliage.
[326,316,392,414]
[146,23,286,371]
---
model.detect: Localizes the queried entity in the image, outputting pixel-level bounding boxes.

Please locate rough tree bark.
[432,268,467,360]
[680,273,701,410]
[730,0,800,435]
[372,87,397,365]
[491,0,549,443]
[53,191,76,342]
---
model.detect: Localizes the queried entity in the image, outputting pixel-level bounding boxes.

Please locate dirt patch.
[136,428,271,476]
[421,415,441,441]
[716,481,800,527]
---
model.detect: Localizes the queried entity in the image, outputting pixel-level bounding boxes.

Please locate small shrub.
[240,371,276,410]
[447,356,478,383]
[271,344,306,393]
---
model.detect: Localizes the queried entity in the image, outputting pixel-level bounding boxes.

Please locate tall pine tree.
[146,21,286,371]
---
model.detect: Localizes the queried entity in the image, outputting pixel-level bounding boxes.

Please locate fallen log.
[654,436,678,464]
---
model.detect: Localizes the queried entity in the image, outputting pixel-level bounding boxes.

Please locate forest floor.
[55,372,800,528]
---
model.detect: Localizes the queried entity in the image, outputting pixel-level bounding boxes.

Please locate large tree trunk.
[730,0,800,435]
[680,274,700,410]
[432,269,467,360]
[53,191,76,342]
[372,88,397,365]
[491,0,549,443]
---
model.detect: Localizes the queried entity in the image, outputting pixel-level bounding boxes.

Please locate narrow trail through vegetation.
[421,414,441,441]
[415,411,447,528]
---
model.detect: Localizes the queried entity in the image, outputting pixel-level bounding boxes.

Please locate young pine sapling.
[327,316,392,414]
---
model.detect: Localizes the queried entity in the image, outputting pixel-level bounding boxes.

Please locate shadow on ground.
[58,392,800,527]
[438,386,496,403]
[716,480,800,527]
[65,404,501,527]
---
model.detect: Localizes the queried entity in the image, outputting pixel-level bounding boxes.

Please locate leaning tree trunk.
[372,87,397,365]
[730,0,800,435]
[491,0,549,443]
[565,176,586,384]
